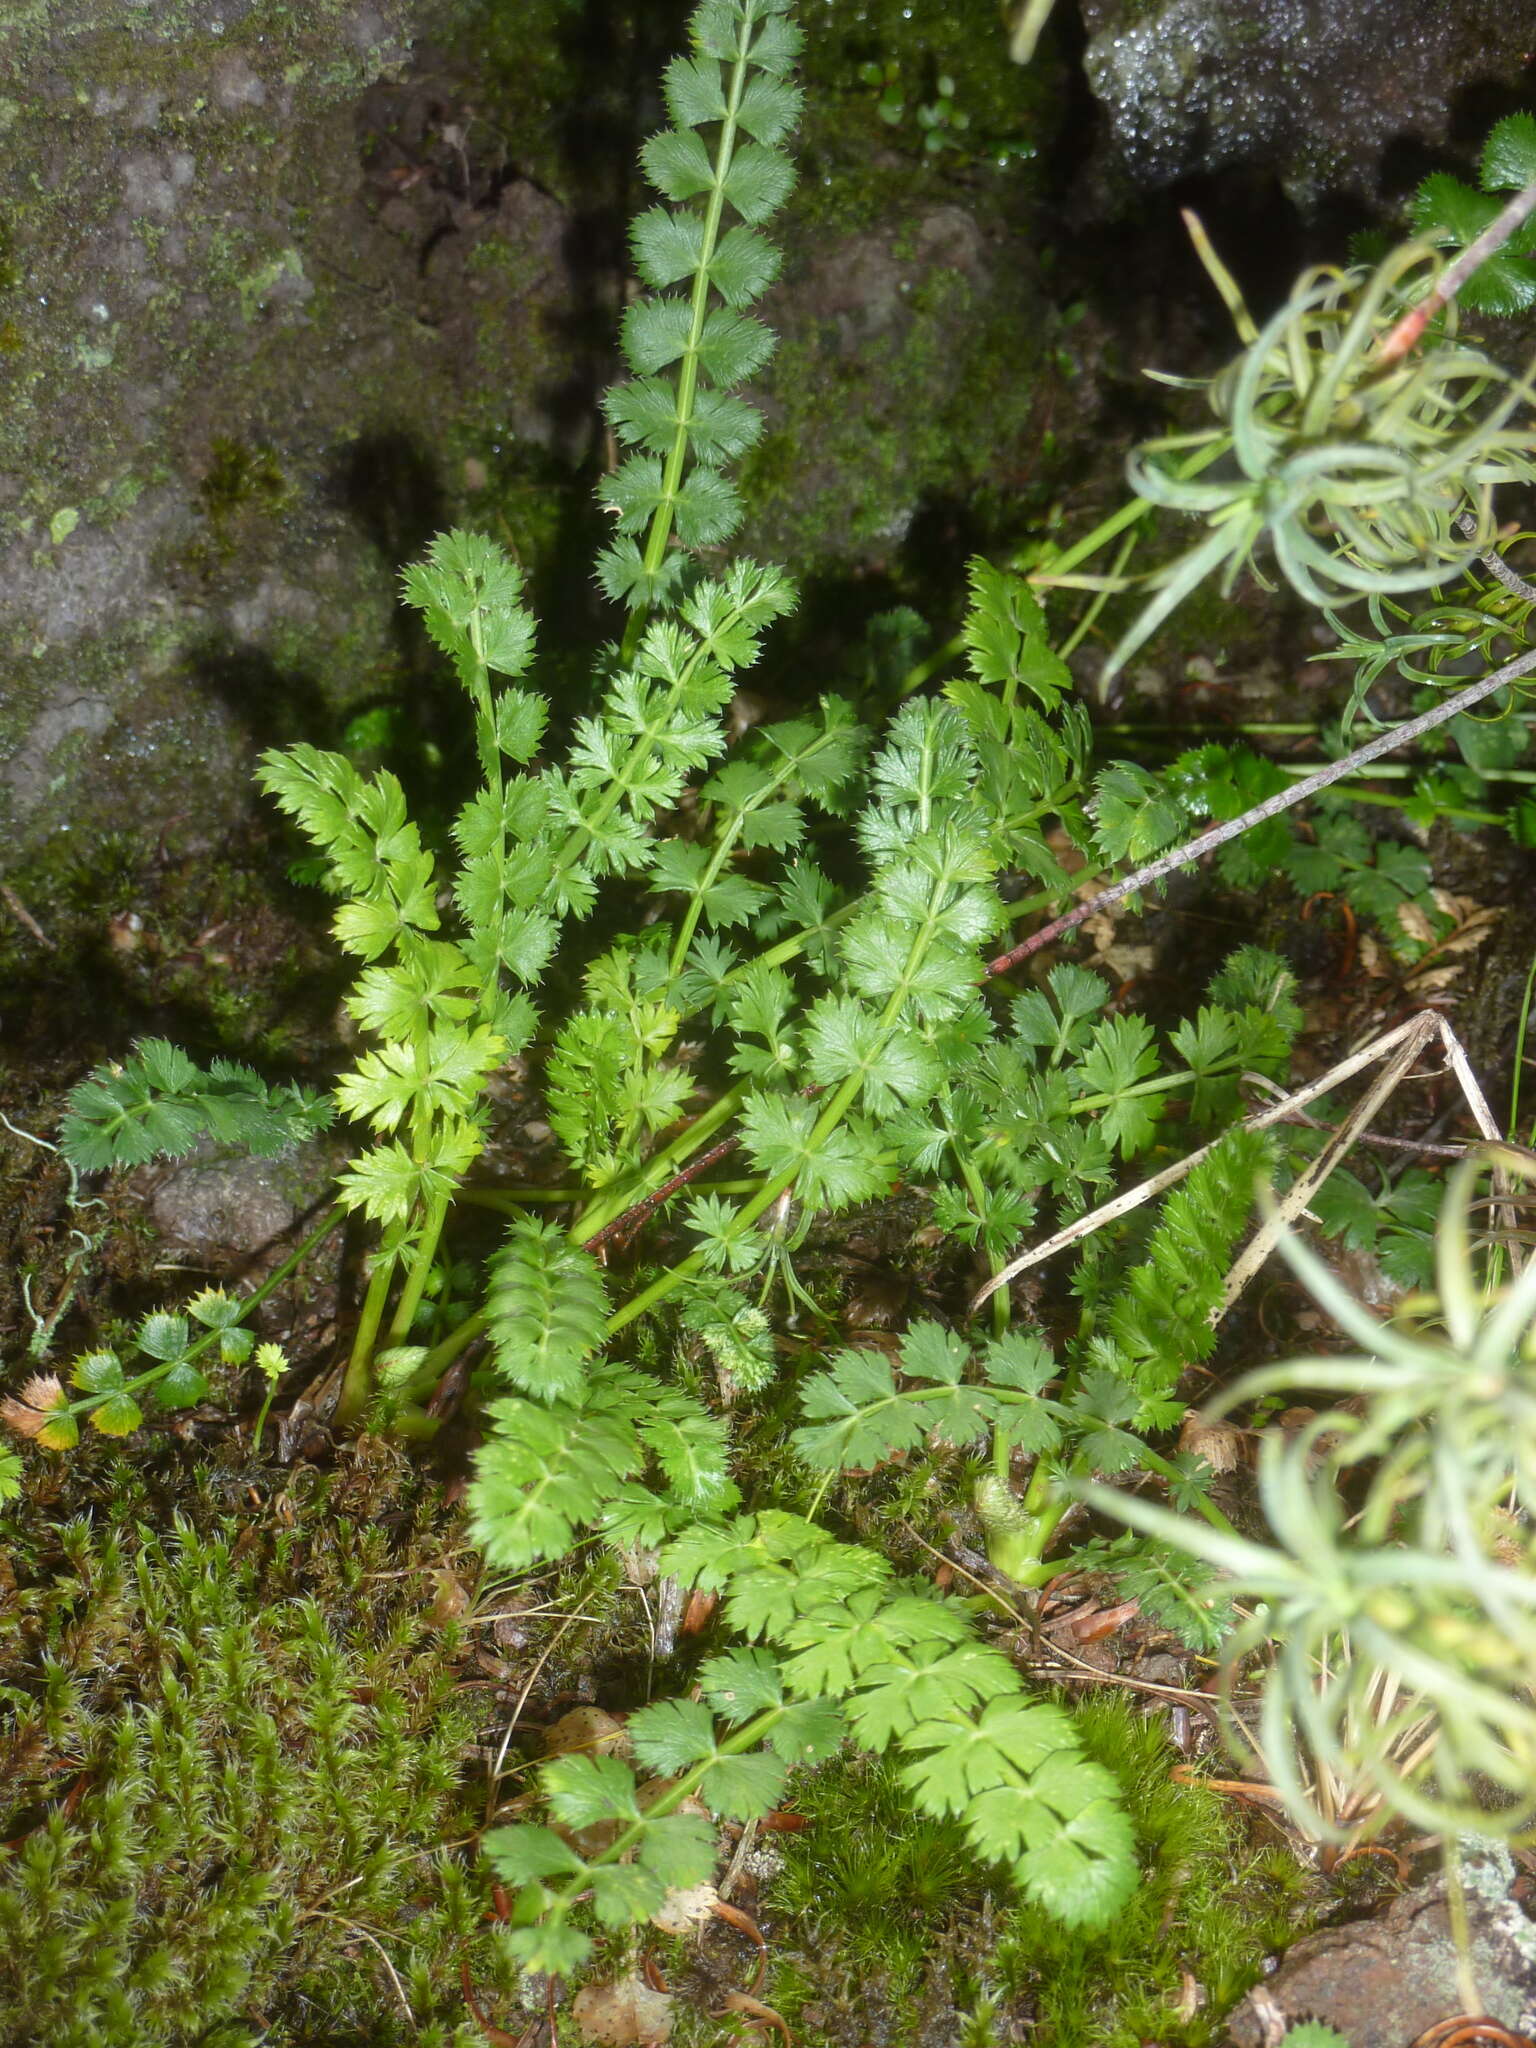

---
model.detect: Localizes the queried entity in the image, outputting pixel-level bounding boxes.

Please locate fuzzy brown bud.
[1,1374,67,1439]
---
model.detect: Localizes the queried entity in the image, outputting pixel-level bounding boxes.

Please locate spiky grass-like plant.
[1105,240,1536,675]
[1088,1149,1536,1848]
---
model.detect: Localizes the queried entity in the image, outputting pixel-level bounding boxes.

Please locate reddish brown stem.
[581,1135,740,1252]
[1378,175,1536,365]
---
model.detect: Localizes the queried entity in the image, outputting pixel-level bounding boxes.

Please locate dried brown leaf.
[1178,1411,1248,1475]
[0,1374,71,1445]
[543,1707,630,1759]
[717,1991,792,2041]
[572,1974,673,2046]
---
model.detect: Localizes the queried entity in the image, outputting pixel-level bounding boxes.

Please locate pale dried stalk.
[970,1011,1503,1316]
[986,637,1536,981]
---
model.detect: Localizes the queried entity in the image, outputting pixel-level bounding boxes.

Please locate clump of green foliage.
[765,1695,1315,2047]
[1092,1150,1536,1851]
[0,1482,504,2046]
[17,0,1536,2002]
[1411,114,1536,314]
[21,0,1309,1967]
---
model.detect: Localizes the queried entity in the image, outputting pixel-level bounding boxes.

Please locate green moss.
[790,0,1066,236]
[198,433,289,522]
[0,1471,509,2046]
[759,1694,1320,2047]
[188,435,293,570]
[740,246,1054,593]
[988,1695,1316,2044]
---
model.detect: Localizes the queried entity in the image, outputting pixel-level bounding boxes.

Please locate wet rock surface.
[0,0,1075,885]
[1080,0,1535,202]
[146,1138,336,1259]
[0,0,598,868]
[741,197,1054,573]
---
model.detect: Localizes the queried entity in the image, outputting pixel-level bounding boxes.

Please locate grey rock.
[1226,1842,1536,2048]
[148,1140,332,1258]
[1081,0,1535,203]
[0,0,591,871]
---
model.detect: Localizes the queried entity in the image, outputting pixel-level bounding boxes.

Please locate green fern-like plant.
[597,0,799,613]
[484,1512,1139,1973]
[22,0,1342,1975]
[57,1037,331,1171]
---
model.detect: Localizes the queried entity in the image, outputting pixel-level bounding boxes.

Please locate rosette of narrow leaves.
[1087,1150,1536,1844]
[599,0,802,610]
[1109,239,1536,676]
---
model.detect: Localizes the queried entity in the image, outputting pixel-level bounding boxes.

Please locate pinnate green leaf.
[88,1391,144,1437]
[736,73,802,146]
[698,1647,784,1719]
[486,1216,608,1402]
[641,128,715,203]
[1091,762,1184,863]
[156,1360,211,1409]
[663,52,728,128]
[70,1350,124,1393]
[137,1313,191,1362]
[720,141,794,223]
[700,1748,787,1819]
[483,1825,586,1884]
[544,1752,642,1830]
